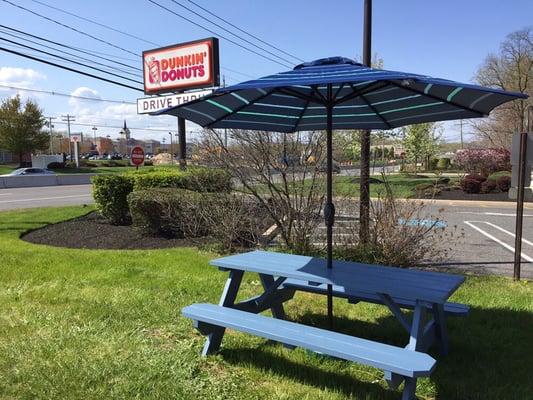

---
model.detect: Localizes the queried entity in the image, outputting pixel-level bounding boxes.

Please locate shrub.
[128,189,261,250]
[497,175,511,192]
[132,167,231,193]
[128,188,209,237]
[488,170,511,182]
[460,178,481,194]
[92,175,134,225]
[328,176,458,267]
[85,162,98,167]
[428,157,439,170]
[101,160,119,167]
[92,167,232,224]
[454,148,510,176]
[436,158,451,170]
[465,174,486,183]
[47,161,65,169]
[481,180,497,193]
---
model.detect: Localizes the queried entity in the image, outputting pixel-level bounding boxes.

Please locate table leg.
[259,274,287,320]
[202,269,244,356]
[432,303,449,356]
[406,300,426,352]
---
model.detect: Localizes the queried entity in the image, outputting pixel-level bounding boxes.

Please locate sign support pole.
[178,117,186,170]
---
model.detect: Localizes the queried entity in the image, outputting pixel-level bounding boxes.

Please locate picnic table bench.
[183,250,468,399]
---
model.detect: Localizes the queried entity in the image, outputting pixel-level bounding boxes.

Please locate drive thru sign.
[131,146,145,168]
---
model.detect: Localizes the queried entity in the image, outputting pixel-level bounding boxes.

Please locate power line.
[0,25,141,71]
[0,46,144,92]
[1,0,139,57]
[28,0,160,47]
[0,84,136,104]
[0,36,142,85]
[186,0,304,63]
[169,0,295,66]
[0,29,142,78]
[146,0,292,69]
[53,121,181,132]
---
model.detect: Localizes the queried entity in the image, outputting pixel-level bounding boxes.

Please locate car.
[1,167,56,177]
[317,161,341,174]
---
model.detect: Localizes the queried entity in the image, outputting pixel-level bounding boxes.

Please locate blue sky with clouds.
[0,0,531,141]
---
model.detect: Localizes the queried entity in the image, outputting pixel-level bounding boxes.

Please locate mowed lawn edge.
[0,206,531,400]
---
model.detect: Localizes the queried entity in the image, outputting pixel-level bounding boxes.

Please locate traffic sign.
[130,146,145,166]
[70,134,81,142]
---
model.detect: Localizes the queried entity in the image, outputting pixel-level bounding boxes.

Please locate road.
[1,182,532,278]
[0,184,93,211]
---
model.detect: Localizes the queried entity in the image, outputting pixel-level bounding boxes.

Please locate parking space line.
[464,221,533,262]
[479,221,533,247]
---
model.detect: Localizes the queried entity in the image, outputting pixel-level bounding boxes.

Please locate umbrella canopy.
[157,57,526,328]
[156,57,526,131]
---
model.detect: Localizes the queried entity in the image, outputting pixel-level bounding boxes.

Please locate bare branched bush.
[330,176,461,267]
[199,129,326,254]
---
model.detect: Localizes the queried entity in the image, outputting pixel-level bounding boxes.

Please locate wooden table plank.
[210,250,464,304]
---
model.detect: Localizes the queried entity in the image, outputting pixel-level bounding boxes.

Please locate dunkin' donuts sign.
[142,38,219,94]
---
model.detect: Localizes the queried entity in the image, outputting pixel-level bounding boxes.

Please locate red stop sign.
[130,146,145,166]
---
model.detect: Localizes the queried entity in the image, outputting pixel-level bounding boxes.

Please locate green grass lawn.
[0,164,16,175]
[0,206,531,399]
[333,174,458,198]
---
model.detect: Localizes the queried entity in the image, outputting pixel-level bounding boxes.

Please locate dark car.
[317,161,341,174]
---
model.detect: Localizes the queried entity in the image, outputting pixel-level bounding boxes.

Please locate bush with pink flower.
[454,148,511,177]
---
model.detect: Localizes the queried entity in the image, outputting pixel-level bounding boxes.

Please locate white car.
[1,168,56,177]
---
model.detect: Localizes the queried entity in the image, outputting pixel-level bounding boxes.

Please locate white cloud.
[0,67,46,87]
[68,86,101,107]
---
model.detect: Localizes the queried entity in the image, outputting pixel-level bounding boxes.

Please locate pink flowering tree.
[454,148,511,176]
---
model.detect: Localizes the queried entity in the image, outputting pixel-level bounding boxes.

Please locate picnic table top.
[210,250,465,304]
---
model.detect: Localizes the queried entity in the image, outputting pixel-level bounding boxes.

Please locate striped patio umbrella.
[156,57,527,327]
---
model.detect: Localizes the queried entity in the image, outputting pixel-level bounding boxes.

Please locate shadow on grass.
[218,305,533,400]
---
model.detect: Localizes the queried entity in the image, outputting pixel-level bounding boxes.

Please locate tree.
[402,122,440,172]
[0,95,48,165]
[473,27,532,148]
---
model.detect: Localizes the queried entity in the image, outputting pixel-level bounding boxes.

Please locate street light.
[168,132,173,163]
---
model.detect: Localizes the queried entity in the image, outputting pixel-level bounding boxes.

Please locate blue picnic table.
[183,250,468,399]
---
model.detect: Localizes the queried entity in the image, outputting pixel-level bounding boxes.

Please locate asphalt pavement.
[1,181,532,279]
[0,184,93,211]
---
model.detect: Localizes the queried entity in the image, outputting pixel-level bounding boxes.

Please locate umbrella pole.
[325,85,335,330]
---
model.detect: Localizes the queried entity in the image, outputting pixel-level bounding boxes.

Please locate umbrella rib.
[333,81,390,106]
[293,98,312,131]
[386,80,486,117]
[204,89,276,128]
[278,87,326,105]
[310,85,327,104]
[332,83,345,101]
[352,84,392,130]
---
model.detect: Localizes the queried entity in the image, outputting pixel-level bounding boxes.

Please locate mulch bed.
[22,211,217,250]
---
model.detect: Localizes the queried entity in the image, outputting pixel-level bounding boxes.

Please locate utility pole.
[47,116,55,154]
[223,75,228,148]
[359,0,372,244]
[168,132,173,163]
[61,114,75,165]
[92,126,98,151]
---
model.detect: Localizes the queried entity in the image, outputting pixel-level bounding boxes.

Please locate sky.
[0,0,531,143]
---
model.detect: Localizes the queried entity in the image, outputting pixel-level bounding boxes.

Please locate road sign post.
[130,146,145,170]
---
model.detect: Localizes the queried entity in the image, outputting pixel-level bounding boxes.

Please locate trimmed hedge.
[436,158,451,170]
[128,188,211,237]
[92,175,134,225]
[132,167,231,192]
[92,167,231,224]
